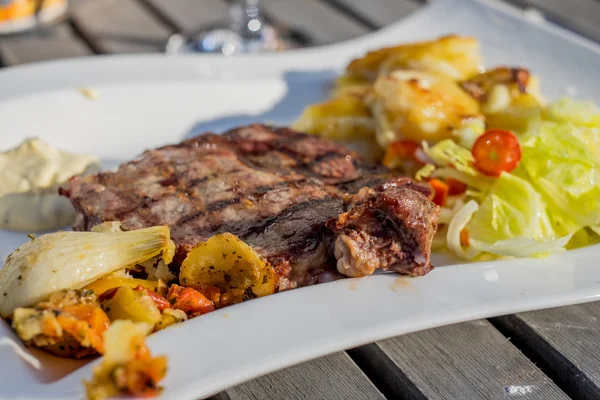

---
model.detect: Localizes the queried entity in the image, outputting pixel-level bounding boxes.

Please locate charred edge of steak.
[327,180,440,278]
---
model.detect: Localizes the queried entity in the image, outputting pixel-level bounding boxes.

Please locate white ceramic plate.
[1,0,600,398]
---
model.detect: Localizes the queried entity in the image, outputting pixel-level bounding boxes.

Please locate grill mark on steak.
[172,182,342,256]
[240,198,342,241]
[62,124,439,289]
[178,179,315,227]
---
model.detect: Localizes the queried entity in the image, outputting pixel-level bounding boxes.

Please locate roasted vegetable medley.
[0,225,275,399]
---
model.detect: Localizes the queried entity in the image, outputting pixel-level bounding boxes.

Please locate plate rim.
[2,0,600,399]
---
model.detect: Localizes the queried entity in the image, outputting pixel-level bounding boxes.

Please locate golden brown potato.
[330,74,372,97]
[484,93,541,133]
[461,67,542,132]
[154,309,187,331]
[368,70,483,146]
[179,233,276,303]
[346,35,483,81]
[102,286,161,326]
[292,93,375,141]
[460,67,533,102]
[85,277,158,296]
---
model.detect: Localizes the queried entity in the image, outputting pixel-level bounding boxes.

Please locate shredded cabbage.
[423,139,478,175]
[517,111,600,235]
[447,200,481,260]
[415,163,436,181]
[465,173,557,254]
[544,97,600,127]
[469,234,572,258]
[452,117,486,148]
[431,167,492,192]
[419,97,600,260]
[441,98,600,259]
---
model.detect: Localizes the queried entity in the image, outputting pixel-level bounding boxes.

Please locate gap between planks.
[368,319,567,400]
[491,303,600,400]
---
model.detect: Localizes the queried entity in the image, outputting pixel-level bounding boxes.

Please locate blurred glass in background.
[165,0,287,54]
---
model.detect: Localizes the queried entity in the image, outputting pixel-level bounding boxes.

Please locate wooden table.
[2,1,600,399]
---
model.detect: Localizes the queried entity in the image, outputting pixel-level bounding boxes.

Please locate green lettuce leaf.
[516,118,600,234]
[466,172,555,247]
[544,97,600,127]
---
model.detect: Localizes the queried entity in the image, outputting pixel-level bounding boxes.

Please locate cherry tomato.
[472,129,521,177]
[446,177,467,195]
[428,179,449,206]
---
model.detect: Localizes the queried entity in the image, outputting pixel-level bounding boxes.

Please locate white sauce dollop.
[0,138,99,231]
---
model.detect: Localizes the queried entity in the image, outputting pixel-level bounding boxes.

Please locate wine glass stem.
[230,0,264,40]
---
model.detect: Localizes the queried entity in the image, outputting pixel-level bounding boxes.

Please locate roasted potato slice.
[369,70,483,146]
[85,277,158,296]
[331,74,372,97]
[460,67,538,104]
[102,286,161,326]
[346,35,483,81]
[292,93,375,141]
[180,233,276,301]
[154,309,187,331]
[461,67,542,132]
[485,93,542,133]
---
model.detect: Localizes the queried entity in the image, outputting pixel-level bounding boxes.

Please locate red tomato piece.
[167,284,215,317]
[446,177,467,195]
[187,284,221,304]
[472,129,521,177]
[383,140,424,168]
[135,285,171,311]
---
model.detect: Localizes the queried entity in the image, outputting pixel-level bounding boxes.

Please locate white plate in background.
[0,0,600,398]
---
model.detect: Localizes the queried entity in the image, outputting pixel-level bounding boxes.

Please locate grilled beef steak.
[61,124,440,290]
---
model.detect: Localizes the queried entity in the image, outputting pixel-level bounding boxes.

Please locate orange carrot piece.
[428,178,449,206]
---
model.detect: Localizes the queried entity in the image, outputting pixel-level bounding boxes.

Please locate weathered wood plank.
[504,0,600,42]
[492,302,600,400]
[0,23,91,66]
[144,0,230,35]
[325,0,421,28]
[372,320,568,399]
[348,344,427,400]
[217,352,384,400]
[70,0,172,53]
[260,0,371,45]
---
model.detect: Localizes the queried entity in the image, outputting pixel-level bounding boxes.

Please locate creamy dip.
[0,138,99,231]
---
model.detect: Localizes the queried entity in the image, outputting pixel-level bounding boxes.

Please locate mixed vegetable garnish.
[294,35,600,260]
[0,224,275,399]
